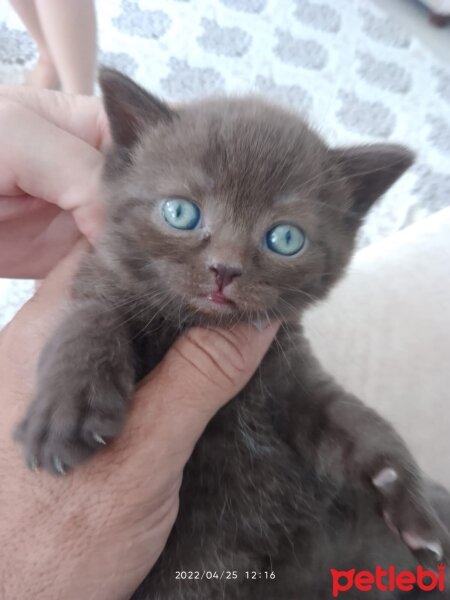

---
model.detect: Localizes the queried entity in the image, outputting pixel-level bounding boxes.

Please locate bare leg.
[34,0,97,95]
[429,12,449,27]
[9,0,59,88]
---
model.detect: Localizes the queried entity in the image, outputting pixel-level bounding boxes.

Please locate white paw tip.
[28,456,39,472]
[251,319,270,332]
[93,433,106,445]
[53,456,66,475]
[402,531,443,561]
[373,467,398,489]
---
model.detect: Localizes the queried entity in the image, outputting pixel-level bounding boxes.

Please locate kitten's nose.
[209,264,242,290]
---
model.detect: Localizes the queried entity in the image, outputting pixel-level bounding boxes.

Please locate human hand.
[0,86,109,279]
[0,241,278,600]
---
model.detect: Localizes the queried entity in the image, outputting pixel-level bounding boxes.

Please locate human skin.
[9,0,97,94]
[0,87,278,598]
[0,87,106,277]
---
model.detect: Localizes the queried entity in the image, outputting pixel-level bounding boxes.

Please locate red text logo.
[330,565,445,597]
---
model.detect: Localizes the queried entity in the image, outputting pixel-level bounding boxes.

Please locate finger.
[0,86,110,150]
[0,99,105,241]
[0,195,47,222]
[129,323,279,461]
[0,207,81,279]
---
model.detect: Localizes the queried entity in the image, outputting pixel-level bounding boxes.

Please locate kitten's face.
[99,70,413,326]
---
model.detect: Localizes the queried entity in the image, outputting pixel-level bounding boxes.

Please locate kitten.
[17,69,450,599]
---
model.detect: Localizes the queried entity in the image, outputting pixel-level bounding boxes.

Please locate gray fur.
[17,69,450,599]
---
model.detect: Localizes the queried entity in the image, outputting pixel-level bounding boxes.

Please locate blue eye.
[265,224,306,256]
[162,198,201,230]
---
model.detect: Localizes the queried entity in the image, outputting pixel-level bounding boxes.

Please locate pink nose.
[209,264,242,290]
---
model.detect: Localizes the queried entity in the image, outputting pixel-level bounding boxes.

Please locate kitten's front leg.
[287,335,450,565]
[323,386,450,565]
[16,300,135,475]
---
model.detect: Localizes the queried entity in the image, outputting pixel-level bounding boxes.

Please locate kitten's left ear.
[330,144,414,219]
[99,67,176,149]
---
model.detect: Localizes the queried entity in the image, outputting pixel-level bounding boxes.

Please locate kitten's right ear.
[329,144,414,221]
[99,68,175,149]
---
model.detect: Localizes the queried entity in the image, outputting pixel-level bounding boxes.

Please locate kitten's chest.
[176,382,325,555]
[133,323,334,547]
[132,320,180,380]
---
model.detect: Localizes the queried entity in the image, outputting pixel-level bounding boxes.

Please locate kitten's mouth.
[192,291,236,312]
[205,291,234,306]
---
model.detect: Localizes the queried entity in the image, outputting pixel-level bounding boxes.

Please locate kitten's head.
[99,69,413,326]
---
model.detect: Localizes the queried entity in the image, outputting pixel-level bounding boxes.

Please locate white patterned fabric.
[0,0,449,325]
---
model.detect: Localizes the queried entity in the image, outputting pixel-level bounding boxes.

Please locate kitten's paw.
[372,466,450,566]
[15,380,128,475]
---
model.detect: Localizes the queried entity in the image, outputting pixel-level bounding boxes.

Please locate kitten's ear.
[99,67,175,149]
[330,144,414,219]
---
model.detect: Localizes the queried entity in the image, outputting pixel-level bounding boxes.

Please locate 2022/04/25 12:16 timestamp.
[174,571,276,581]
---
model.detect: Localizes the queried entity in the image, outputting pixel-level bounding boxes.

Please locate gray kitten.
[17,70,450,599]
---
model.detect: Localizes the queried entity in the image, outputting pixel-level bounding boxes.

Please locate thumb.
[132,323,279,460]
